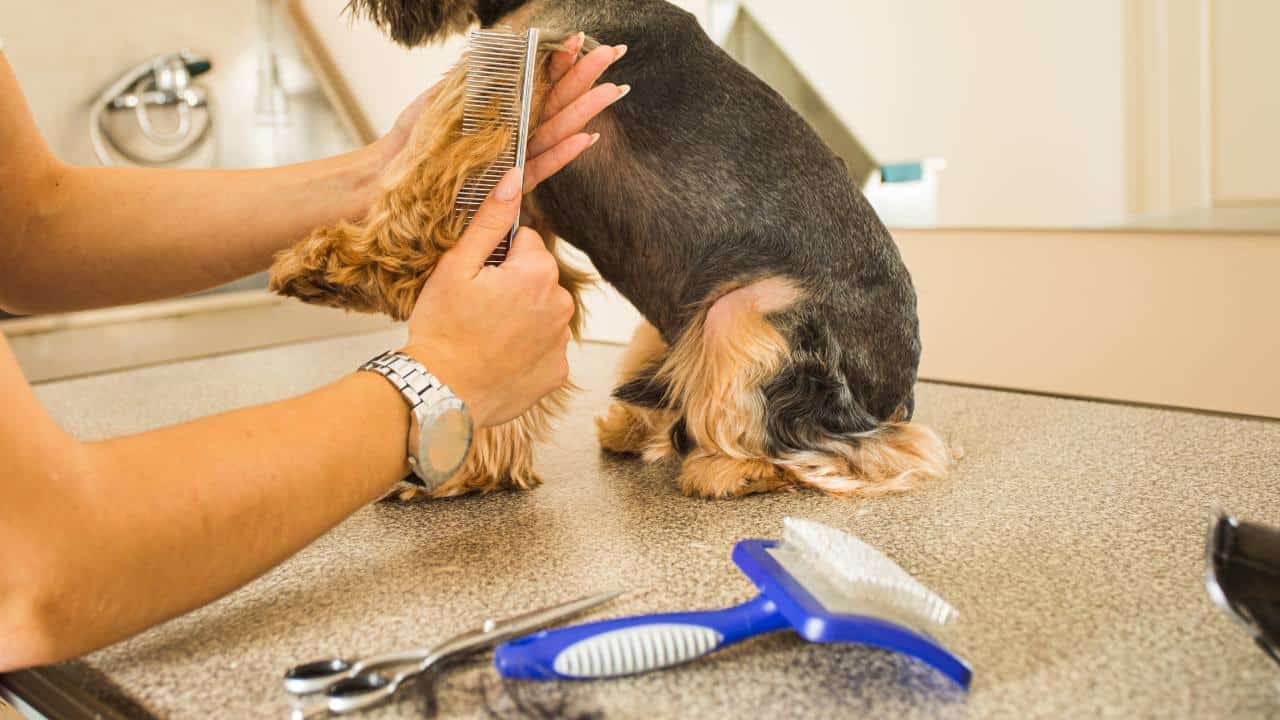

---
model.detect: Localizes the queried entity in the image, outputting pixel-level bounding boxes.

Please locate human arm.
[0,38,623,314]
[0,167,574,670]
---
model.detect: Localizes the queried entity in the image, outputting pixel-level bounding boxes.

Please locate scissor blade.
[492,589,625,639]
[400,590,625,674]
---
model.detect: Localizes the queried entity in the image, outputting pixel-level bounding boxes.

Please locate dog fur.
[270,0,956,499]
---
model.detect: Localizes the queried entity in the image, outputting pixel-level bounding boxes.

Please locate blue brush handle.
[494,594,787,680]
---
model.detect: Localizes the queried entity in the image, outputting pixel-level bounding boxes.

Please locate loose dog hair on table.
[270,0,957,500]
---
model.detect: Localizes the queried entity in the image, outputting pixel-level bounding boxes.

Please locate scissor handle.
[324,673,400,715]
[283,648,433,696]
[296,590,621,707]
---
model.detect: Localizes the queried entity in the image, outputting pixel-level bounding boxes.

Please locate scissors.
[283,590,622,714]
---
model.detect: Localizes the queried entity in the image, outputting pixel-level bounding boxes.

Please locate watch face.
[419,400,471,478]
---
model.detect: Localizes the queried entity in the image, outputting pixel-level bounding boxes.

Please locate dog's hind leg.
[763,326,957,498]
[656,277,803,499]
[651,276,954,499]
[595,321,680,460]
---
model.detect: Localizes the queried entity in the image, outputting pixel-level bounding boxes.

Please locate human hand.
[523,35,630,192]
[401,168,573,427]
[371,81,442,170]
[371,35,629,193]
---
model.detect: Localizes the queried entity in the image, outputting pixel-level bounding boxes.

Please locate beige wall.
[896,227,1280,418]
[736,0,1280,226]
[296,0,466,135]
[740,0,1131,228]
[1213,1,1280,205]
[1131,0,1280,212]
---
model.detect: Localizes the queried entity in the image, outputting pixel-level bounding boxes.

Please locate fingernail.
[615,44,628,60]
[495,167,522,201]
[589,132,601,146]
[615,84,631,101]
[576,31,585,49]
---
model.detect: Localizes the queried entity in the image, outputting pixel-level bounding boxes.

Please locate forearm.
[0,353,410,669]
[0,51,389,314]
[1,150,385,314]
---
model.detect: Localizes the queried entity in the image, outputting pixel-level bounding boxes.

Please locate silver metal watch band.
[359,350,439,410]
[358,350,471,492]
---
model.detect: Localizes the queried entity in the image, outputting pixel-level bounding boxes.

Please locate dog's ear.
[345,0,479,46]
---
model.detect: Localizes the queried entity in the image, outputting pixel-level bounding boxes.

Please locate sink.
[2,0,364,170]
[0,0,381,368]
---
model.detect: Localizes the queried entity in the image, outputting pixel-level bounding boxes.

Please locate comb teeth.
[780,517,959,635]
[458,28,538,266]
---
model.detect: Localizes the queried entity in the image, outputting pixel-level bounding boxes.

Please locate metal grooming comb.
[457,28,540,266]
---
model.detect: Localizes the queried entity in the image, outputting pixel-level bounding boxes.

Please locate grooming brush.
[494,517,972,688]
[456,27,540,266]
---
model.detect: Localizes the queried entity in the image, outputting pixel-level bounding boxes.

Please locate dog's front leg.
[267,63,509,320]
[269,57,587,498]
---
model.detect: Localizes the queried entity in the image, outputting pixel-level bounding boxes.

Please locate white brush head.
[769,517,959,637]
[457,28,539,265]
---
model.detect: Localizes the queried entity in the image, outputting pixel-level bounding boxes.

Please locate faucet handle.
[185,58,213,77]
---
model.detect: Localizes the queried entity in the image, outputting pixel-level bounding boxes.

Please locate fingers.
[396,80,443,131]
[553,288,576,327]
[503,227,556,274]
[528,82,628,159]
[446,167,523,273]
[547,32,585,85]
[505,235,573,330]
[524,132,599,192]
[543,44,625,120]
[550,334,572,387]
[504,226,543,260]
[538,301,575,392]
[504,229,563,304]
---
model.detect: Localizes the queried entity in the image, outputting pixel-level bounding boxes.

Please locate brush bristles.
[780,517,959,634]
[457,28,533,264]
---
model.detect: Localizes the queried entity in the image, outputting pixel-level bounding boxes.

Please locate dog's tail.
[761,345,959,496]
[346,0,535,47]
[614,295,958,498]
[773,413,958,497]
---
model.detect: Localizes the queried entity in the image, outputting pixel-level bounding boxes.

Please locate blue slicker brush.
[494,517,971,688]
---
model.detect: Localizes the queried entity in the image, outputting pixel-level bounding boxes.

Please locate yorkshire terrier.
[270,0,955,499]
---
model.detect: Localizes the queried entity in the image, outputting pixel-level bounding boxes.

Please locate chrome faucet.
[89,50,214,166]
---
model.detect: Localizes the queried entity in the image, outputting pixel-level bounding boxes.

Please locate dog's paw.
[426,464,542,498]
[676,454,790,499]
[595,402,646,454]
[596,401,678,461]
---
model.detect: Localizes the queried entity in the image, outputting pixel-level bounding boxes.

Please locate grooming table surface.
[30,330,1280,718]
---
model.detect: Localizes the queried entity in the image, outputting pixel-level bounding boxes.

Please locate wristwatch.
[359,350,472,493]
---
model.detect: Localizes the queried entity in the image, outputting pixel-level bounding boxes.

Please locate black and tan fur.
[270,0,955,499]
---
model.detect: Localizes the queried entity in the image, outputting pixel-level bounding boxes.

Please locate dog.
[270,0,955,499]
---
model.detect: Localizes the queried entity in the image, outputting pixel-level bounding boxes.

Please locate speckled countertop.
[30,328,1280,718]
